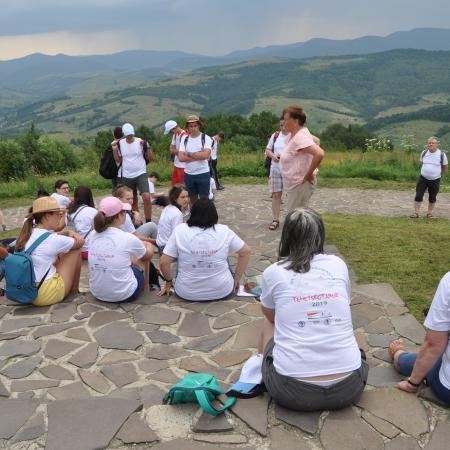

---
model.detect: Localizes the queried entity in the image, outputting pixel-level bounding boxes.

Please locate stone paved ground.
[0,185,449,449]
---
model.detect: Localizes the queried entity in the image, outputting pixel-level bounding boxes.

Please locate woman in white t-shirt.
[67,185,97,260]
[15,196,84,306]
[88,197,153,302]
[259,208,368,411]
[157,198,251,301]
[50,179,71,208]
[156,185,189,250]
[389,273,450,405]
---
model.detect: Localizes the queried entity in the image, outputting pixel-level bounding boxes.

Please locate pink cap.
[99,197,131,217]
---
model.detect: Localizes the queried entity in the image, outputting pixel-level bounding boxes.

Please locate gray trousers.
[262,338,368,411]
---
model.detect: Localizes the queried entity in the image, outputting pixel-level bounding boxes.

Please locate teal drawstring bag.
[162,373,236,416]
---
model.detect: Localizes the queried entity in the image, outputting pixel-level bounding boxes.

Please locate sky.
[1,0,450,60]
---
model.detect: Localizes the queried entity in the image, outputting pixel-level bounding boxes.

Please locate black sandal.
[268,220,279,230]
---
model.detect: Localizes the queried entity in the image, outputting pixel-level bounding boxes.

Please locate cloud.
[1,0,450,59]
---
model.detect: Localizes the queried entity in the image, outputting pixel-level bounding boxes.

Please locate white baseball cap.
[164,120,178,135]
[122,123,135,136]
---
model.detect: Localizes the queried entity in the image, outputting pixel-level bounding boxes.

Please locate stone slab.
[140,385,166,408]
[193,433,247,444]
[372,349,392,363]
[367,365,403,387]
[45,398,141,450]
[179,356,231,381]
[237,303,263,317]
[0,356,42,379]
[193,412,234,433]
[10,379,59,391]
[353,283,404,306]
[0,379,9,397]
[44,339,80,359]
[391,314,426,344]
[275,403,320,434]
[94,322,143,350]
[213,311,250,330]
[147,330,181,344]
[356,388,429,437]
[232,319,263,349]
[87,310,129,328]
[134,305,180,325]
[138,359,169,373]
[50,303,77,323]
[40,364,74,380]
[78,369,111,394]
[0,330,29,340]
[68,342,98,368]
[320,407,384,450]
[101,363,138,388]
[385,436,421,450]
[0,317,42,333]
[184,329,235,352]
[365,317,394,333]
[270,427,313,450]
[351,304,384,329]
[32,321,82,338]
[0,399,39,439]
[48,381,91,400]
[116,412,159,444]
[361,410,400,438]
[146,344,188,360]
[366,333,398,348]
[10,411,45,444]
[204,301,239,317]
[178,312,212,337]
[98,350,139,365]
[0,339,41,358]
[151,438,253,450]
[231,393,270,436]
[425,419,450,450]
[212,350,252,367]
[65,327,91,342]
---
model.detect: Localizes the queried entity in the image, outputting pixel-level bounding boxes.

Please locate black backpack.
[99,142,121,179]
[264,131,280,176]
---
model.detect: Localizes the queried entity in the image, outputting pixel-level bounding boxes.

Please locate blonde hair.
[113,185,132,199]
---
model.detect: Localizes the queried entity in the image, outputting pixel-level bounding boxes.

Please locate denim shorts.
[184,171,210,197]
[121,265,145,302]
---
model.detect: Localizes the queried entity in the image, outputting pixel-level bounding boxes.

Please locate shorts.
[117,173,149,194]
[121,266,145,302]
[415,175,440,203]
[262,338,368,411]
[81,251,88,261]
[184,171,210,197]
[285,181,315,213]
[172,167,185,185]
[269,162,283,193]
[33,273,65,306]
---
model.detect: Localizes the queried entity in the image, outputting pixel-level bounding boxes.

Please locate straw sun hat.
[31,197,64,215]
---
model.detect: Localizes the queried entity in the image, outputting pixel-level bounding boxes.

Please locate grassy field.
[324,213,449,320]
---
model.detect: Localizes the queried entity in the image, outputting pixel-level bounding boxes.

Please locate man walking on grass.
[410,136,447,218]
[280,105,325,213]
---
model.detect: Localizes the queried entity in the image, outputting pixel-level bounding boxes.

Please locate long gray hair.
[278,208,325,273]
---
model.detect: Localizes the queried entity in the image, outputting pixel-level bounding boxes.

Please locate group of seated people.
[1,181,449,411]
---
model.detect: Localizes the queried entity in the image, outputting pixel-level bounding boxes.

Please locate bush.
[0,140,29,181]
[33,136,79,175]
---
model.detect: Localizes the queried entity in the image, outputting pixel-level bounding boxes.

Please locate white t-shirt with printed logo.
[156,205,183,248]
[261,254,361,378]
[424,272,450,389]
[120,213,136,234]
[266,132,287,160]
[178,134,212,175]
[163,223,245,301]
[420,149,448,180]
[67,205,97,252]
[171,131,188,169]
[119,137,146,178]
[25,228,74,282]
[88,227,146,302]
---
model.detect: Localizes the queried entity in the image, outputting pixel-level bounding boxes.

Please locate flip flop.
[268,220,279,230]
[409,213,419,218]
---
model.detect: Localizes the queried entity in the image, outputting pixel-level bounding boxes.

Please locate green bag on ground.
[162,373,236,416]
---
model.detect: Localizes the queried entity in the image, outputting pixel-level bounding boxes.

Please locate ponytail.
[15,211,46,252]
[94,211,120,233]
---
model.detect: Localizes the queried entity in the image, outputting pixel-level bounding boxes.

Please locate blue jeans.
[184,171,210,197]
[398,352,450,405]
[121,266,145,302]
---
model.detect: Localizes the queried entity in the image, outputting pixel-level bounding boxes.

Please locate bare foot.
[389,339,406,371]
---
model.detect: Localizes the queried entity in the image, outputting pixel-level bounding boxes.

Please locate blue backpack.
[5,232,52,304]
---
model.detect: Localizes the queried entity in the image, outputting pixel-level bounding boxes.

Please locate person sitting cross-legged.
[259,207,368,411]
[157,198,250,301]
[389,272,450,406]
